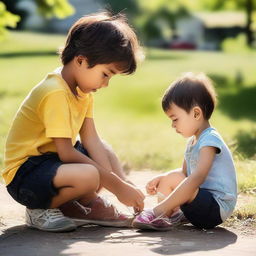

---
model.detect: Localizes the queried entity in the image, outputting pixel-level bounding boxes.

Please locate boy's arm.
[52,137,144,210]
[79,117,127,181]
[155,146,216,215]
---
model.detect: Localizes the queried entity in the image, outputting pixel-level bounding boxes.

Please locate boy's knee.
[75,165,100,192]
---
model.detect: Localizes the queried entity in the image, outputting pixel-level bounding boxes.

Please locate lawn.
[0,32,256,197]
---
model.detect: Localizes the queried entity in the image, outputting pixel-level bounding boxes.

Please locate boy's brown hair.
[162,72,217,120]
[59,12,144,74]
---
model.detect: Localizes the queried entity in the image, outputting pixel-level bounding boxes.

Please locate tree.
[0,2,20,39]
[199,0,255,47]
[138,0,190,45]
[0,0,74,39]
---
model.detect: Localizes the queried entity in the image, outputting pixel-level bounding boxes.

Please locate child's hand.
[116,182,145,212]
[146,175,163,195]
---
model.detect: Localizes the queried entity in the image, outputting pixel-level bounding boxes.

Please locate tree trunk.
[245,0,254,47]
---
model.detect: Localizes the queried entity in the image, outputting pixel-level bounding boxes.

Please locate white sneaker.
[26,208,76,232]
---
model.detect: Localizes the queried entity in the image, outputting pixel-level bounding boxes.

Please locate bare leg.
[157,169,186,202]
[152,170,186,216]
[50,163,100,208]
[154,171,198,217]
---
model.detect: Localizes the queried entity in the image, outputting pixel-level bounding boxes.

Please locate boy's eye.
[103,73,109,78]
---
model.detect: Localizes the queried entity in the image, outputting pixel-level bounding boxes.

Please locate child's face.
[165,103,201,138]
[74,56,121,93]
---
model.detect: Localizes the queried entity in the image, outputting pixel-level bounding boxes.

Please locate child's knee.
[159,171,186,189]
[74,165,100,192]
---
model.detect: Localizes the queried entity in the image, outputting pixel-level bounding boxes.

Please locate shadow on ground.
[0,224,237,256]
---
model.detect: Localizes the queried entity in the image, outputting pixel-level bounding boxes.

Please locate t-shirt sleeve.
[85,94,94,118]
[199,133,223,154]
[37,91,73,138]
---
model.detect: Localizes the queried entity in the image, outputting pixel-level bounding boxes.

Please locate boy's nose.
[172,122,175,128]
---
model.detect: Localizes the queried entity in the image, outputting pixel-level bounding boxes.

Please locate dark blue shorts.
[180,188,222,229]
[7,142,89,209]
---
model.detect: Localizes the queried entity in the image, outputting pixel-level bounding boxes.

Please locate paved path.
[0,171,255,256]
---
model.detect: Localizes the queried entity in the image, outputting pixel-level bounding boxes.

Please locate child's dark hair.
[59,12,144,74]
[162,73,217,120]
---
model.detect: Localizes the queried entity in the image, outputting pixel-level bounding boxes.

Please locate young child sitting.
[2,12,145,232]
[133,72,237,230]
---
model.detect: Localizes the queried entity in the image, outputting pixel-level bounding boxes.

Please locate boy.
[3,12,145,232]
[133,73,237,230]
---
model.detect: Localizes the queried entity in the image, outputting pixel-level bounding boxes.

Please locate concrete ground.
[0,171,255,256]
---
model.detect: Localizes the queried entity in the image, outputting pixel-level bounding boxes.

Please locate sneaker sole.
[132,221,173,231]
[72,218,133,228]
[26,223,77,232]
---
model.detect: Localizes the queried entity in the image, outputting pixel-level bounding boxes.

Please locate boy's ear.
[75,55,88,67]
[193,106,202,120]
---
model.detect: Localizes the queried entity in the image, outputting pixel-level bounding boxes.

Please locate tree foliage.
[138,0,190,44]
[0,2,20,39]
[35,0,74,18]
[197,0,256,47]
[0,0,74,39]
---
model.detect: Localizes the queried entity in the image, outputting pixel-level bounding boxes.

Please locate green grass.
[0,32,256,195]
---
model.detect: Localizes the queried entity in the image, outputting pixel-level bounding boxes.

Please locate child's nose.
[172,122,175,128]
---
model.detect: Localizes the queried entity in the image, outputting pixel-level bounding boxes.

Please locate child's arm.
[181,159,187,176]
[154,146,216,216]
[79,117,127,181]
[53,137,144,210]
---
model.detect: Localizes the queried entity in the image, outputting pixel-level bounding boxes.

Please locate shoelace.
[74,201,92,215]
[151,214,170,224]
[37,209,66,221]
[141,210,170,224]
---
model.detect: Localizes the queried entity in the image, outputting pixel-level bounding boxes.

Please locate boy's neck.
[61,63,78,96]
[194,121,210,140]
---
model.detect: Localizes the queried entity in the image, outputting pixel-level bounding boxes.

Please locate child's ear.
[75,55,88,67]
[193,106,202,120]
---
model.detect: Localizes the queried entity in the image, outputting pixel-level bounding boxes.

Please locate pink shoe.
[169,210,189,225]
[132,209,173,231]
[60,196,132,228]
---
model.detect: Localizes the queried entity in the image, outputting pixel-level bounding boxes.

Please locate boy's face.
[74,56,121,93]
[165,103,202,138]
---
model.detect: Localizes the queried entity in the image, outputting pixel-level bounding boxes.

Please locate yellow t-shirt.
[2,71,94,185]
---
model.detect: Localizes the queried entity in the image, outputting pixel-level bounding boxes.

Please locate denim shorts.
[7,141,89,209]
[180,188,222,229]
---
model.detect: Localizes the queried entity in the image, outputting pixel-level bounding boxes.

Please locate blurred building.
[172,12,246,50]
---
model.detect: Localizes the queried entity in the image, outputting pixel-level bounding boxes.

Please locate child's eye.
[103,73,109,78]
[173,119,178,122]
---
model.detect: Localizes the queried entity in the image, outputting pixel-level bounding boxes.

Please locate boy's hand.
[116,182,145,212]
[146,175,164,195]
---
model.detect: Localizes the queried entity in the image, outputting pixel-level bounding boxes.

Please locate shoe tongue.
[80,196,99,207]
